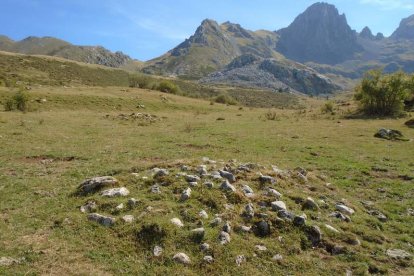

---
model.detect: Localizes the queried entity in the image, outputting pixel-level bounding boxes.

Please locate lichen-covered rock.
[78,176,118,193]
[101,187,130,197]
[173,253,191,265]
[87,213,115,227]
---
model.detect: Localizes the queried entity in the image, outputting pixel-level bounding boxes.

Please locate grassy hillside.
[0,85,413,275]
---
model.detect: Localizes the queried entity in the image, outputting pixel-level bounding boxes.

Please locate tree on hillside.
[354,69,413,116]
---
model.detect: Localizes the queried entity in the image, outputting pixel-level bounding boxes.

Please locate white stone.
[271,201,287,211]
[101,187,130,197]
[336,204,355,215]
[170,218,184,228]
[173,253,191,265]
[122,215,134,223]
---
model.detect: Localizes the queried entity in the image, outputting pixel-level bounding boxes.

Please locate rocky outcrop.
[391,15,414,40]
[276,2,362,65]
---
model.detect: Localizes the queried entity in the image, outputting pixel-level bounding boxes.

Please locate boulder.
[293,215,306,226]
[173,253,191,265]
[255,220,271,237]
[307,225,322,246]
[271,201,287,211]
[78,176,118,193]
[87,213,116,227]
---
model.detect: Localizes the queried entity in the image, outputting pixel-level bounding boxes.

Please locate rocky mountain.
[276,2,362,65]
[143,19,282,79]
[0,36,135,68]
[201,54,340,95]
[391,15,414,40]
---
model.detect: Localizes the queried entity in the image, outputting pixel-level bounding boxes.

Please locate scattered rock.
[181,188,191,201]
[235,255,246,266]
[336,204,355,215]
[367,210,388,222]
[267,188,282,198]
[293,215,306,226]
[198,165,208,176]
[386,249,412,259]
[219,170,236,183]
[223,221,232,233]
[80,201,97,213]
[259,175,276,185]
[199,210,209,219]
[218,231,231,245]
[101,187,130,197]
[374,128,406,141]
[151,184,161,194]
[87,213,115,227]
[204,181,214,188]
[128,198,139,208]
[220,180,236,192]
[255,220,271,237]
[153,245,163,257]
[122,215,134,223]
[325,224,340,233]
[271,201,287,211]
[173,253,191,265]
[203,255,214,264]
[186,175,201,182]
[243,203,255,219]
[171,218,184,228]
[307,225,322,246]
[272,254,283,262]
[153,168,169,178]
[255,245,267,251]
[210,217,223,227]
[302,197,319,210]
[78,176,118,193]
[200,243,210,252]
[242,185,254,196]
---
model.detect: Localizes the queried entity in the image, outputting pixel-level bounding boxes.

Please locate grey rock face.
[87,213,115,227]
[101,187,130,197]
[78,176,118,193]
[276,2,362,65]
[391,15,414,40]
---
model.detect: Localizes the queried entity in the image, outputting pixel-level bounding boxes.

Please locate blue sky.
[1,0,414,61]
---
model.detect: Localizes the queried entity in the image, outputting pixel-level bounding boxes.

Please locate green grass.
[0,85,413,275]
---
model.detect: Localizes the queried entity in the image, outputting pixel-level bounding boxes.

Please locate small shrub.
[4,98,15,111]
[14,91,29,111]
[129,75,152,89]
[265,110,278,120]
[321,101,335,114]
[157,81,179,94]
[214,94,238,105]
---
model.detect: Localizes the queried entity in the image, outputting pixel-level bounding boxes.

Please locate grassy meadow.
[0,84,413,275]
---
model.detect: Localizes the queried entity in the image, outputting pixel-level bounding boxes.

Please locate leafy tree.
[355,69,413,116]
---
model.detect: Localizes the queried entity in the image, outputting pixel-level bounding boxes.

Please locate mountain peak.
[391,14,414,40]
[276,2,361,64]
[360,26,375,39]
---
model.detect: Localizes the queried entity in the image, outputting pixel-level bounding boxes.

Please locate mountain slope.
[0,36,136,68]
[391,15,414,40]
[143,19,282,79]
[276,2,362,65]
[201,54,340,95]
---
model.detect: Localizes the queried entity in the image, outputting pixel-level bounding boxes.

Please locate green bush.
[355,69,413,116]
[129,75,152,89]
[3,91,29,112]
[214,94,238,105]
[157,81,179,94]
[321,101,335,114]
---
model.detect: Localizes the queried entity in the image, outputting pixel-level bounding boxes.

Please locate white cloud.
[360,0,414,10]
